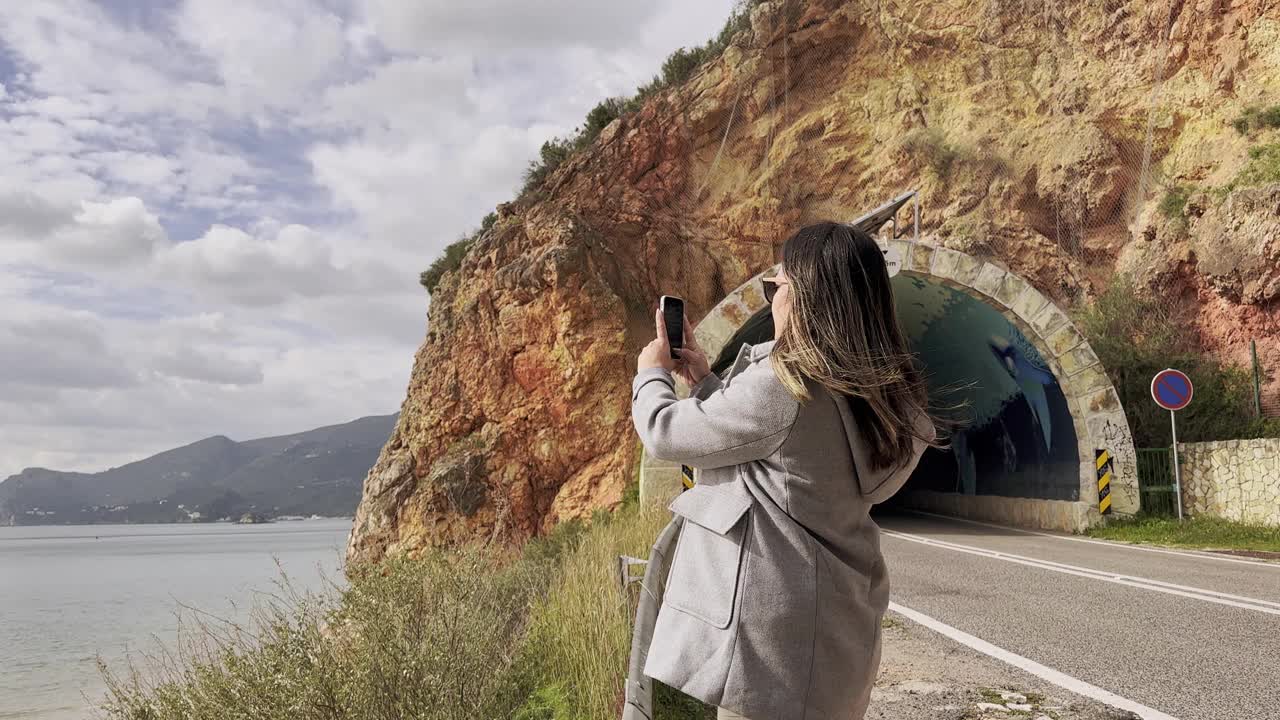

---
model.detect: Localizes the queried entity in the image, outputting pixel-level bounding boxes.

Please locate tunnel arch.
[638,238,1139,532]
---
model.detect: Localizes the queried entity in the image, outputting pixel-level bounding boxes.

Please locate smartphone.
[659,295,684,360]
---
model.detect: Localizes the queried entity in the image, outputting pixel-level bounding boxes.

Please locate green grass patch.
[1214,142,1280,201]
[1086,515,1280,553]
[972,688,1051,718]
[898,127,967,183]
[655,680,717,719]
[1232,143,1280,188]
[1157,184,1192,220]
[1232,104,1280,135]
[978,688,1006,704]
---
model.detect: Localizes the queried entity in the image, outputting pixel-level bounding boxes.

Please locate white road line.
[894,532,1280,610]
[883,530,1280,617]
[902,510,1280,570]
[887,601,1181,720]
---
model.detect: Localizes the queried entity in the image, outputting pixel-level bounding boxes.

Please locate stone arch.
[638,238,1139,532]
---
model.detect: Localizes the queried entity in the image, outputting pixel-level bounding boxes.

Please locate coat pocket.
[662,481,753,629]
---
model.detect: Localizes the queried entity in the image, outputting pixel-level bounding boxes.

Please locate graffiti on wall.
[1097,416,1137,506]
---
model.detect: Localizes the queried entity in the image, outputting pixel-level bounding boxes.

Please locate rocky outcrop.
[347,0,1280,564]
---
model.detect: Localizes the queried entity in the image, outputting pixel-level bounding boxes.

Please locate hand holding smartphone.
[659,295,684,360]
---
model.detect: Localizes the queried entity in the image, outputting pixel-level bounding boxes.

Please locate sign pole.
[1152,368,1193,521]
[1170,408,1183,521]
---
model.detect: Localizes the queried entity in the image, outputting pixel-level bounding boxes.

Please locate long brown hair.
[771,221,943,469]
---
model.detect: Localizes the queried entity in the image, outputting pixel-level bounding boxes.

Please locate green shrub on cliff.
[520,137,577,196]
[1231,143,1280,190]
[898,127,967,184]
[1232,105,1280,135]
[428,0,764,292]
[1157,184,1192,220]
[420,211,497,295]
[1076,274,1280,447]
[517,0,760,198]
[1209,142,1280,203]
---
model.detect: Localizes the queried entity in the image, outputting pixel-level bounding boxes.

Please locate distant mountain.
[0,414,397,526]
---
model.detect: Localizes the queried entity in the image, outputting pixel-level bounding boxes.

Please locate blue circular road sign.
[1151,368,1194,411]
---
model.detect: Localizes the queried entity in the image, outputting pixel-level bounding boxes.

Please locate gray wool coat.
[630,339,935,720]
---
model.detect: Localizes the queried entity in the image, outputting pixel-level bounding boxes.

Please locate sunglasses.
[761,277,787,304]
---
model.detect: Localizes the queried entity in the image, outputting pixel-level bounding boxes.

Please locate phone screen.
[662,296,683,359]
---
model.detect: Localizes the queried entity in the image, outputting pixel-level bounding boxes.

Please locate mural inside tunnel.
[711,274,1080,502]
[890,275,1079,501]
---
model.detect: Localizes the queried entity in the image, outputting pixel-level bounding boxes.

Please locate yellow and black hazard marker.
[680,464,695,491]
[1095,449,1114,515]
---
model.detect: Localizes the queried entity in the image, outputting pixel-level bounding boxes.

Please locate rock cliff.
[347,0,1280,563]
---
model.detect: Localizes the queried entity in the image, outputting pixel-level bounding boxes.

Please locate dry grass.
[96,544,545,720]
[519,502,674,719]
[93,486,697,720]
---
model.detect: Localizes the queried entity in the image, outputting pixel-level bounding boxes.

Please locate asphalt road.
[876,511,1280,720]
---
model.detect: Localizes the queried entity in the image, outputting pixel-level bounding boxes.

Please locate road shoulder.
[872,611,1142,720]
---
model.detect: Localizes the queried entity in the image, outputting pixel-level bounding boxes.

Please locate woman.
[631,221,940,720]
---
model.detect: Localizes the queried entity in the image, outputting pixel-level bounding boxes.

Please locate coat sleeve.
[690,369,723,400]
[630,359,800,470]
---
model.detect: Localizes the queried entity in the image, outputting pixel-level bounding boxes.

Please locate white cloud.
[89,151,178,189]
[0,0,740,478]
[176,143,257,195]
[281,293,426,343]
[317,56,476,135]
[0,1,207,118]
[0,286,413,475]
[63,197,167,263]
[0,194,165,267]
[362,0,654,52]
[155,223,392,306]
[149,344,264,386]
[0,190,73,238]
[175,0,349,118]
[2,114,88,159]
[0,304,138,390]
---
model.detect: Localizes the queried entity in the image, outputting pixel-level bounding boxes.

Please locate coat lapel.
[725,339,776,383]
[723,342,753,382]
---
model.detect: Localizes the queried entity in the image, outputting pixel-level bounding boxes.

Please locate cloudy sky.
[0,0,738,478]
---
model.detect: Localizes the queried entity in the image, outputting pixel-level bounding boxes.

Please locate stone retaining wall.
[1179,438,1280,526]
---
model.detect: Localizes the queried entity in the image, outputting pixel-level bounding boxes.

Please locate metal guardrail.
[619,515,683,720]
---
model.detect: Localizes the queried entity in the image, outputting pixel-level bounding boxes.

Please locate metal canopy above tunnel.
[638,239,1139,533]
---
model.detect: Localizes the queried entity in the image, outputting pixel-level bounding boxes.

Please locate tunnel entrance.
[709,275,1080,506]
[639,240,1140,532]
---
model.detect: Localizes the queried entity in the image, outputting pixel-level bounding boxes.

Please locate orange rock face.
[347,0,1280,564]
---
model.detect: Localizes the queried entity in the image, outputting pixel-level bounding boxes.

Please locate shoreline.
[1,516,354,529]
